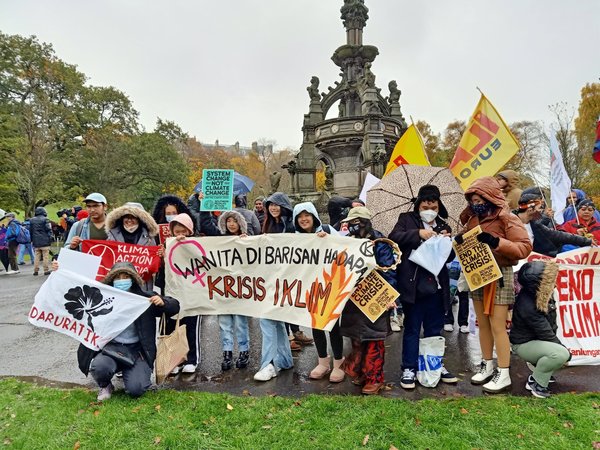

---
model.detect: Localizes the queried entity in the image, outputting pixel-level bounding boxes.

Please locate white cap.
[84,193,107,204]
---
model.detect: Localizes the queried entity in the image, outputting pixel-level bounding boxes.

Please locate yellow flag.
[384,124,430,176]
[449,94,520,190]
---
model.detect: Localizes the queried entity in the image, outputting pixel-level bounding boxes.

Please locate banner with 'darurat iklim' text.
[165,234,378,331]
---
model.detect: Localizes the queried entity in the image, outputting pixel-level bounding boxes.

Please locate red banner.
[81,240,161,281]
[158,223,171,245]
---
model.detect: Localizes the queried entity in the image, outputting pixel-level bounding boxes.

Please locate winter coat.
[254,209,265,228]
[218,210,248,236]
[530,219,591,257]
[497,169,522,210]
[29,207,52,248]
[263,192,295,233]
[389,211,453,307]
[510,261,563,346]
[77,284,180,376]
[199,211,222,237]
[562,189,600,223]
[460,177,532,267]
[559,217,600,243]
[152,195,195,232]
[5,219,22,243]
[340,230,398,341]
[234,207,261,235]
[292,202,338,235]
[327,196,354,230]
[0,225,7,249]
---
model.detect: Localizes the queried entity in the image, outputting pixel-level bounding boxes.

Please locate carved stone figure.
[340,0,369,29]
[338,98,346,117]
[387,80,401,104]
[324,166,334,191]
[269,171,282,192]
[358,62,376,93]
[371,144,387,163]
[307,76,321,102]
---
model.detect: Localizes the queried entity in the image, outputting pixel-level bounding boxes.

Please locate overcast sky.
[2,0,599,150]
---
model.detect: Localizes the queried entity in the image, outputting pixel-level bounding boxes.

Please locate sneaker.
[471,359,495,385]
[18,262,25,266]
[443,324,454,332]
[440,366,458,384]
[170,365,181,375]
[6,270,19,275]
[254,363,278,381]
[400,368,416,389]
[97,383,114,401]
[293,331,314,345]
[44,271,51,276]
[181,363,197,373]
[390,315,402,332]
[528,374,556,385]
[33,272,39,276]
[526,377,551,398]
[459,325,469,334]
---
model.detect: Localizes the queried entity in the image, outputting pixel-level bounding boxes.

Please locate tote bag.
[155,315,188,384]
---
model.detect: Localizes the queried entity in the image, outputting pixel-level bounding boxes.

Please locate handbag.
[101,342,136,368]
[155,315,189,384]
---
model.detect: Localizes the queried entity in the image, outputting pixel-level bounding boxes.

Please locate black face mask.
[348,223,361,236]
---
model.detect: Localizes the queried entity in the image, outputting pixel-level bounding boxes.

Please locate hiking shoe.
[293,331,314,345]
[254,363,277,382]
[440,366,458,384]
[221,351,233,371]
[235,351,249,369]
[400,368,416,389]
[181,363,197,373]
[97,383,114,401]
[443,324,454,332]
[471,359,494,385]
[526,377,551,398]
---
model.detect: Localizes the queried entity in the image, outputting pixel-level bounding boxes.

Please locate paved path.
[1,264,598,398]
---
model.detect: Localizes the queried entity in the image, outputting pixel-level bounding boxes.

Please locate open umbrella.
[193,171,255,196]
[366,165,467,236]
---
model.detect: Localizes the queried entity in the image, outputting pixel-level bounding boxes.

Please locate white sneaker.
[459,325,469,334]
[6,270,19,275]
[443,324,454,332]
[390,315,402,332]
[170,365,181,375]
[482,367,512,393]
[181,364,197,373]
[97,383,114,401]
[471,359,495,385]
[254,363,278,381]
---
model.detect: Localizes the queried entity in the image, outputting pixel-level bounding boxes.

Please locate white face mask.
[124,224,139,233]
[419,210,438,223]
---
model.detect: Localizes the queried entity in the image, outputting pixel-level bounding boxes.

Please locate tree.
[574,82,600,196]
[505,120,548,187]
[438,120,466,167]
[414,120,440,165]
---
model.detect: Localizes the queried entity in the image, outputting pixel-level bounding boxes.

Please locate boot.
[235,351,249,369]
[329,357,345,383]
[309,356,331,379]
[221,351,233,371]
[482,367,512,393]
[293,331,314,345]
[470,359,495,385]
[290,340,302,351]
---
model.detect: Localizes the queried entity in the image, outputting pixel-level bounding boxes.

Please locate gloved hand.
[454,234,464,245]
[476,231,500,249]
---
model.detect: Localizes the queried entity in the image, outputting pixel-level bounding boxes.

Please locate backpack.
[15,222,31,244]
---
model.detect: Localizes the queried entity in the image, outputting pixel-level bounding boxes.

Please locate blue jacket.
[563,189,600,223]
[5,220,22,243]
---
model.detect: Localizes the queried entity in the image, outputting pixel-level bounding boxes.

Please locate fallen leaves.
[226,403,234,411]
[153,436,161,445]
[73,441,80,450]
[93,410,100,417]
[460,408,469,415]
[362,435,369,446]
[592,441,600,449]
[563,422,574,429]
[155,404,161,412]
[389,445,399,450]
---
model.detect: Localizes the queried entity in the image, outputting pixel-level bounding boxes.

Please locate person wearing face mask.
[389,184,458,390]
[338,206,399,395]
[76,261,180,401]
[515,188,592,257]
[106,203,161,291]
[457,176,531,393]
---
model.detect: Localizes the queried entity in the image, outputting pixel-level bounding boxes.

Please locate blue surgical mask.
[469,203,490,216]
[113,279,133,291]
[166,215,176,222]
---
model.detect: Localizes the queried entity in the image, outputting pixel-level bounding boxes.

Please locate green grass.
[0,379,598,449]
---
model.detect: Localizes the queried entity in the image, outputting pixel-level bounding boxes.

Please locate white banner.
[549,130,572,225]
[29,270,150,350]
[165,234,377,331]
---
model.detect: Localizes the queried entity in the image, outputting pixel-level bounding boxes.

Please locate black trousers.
[444,291,469,327]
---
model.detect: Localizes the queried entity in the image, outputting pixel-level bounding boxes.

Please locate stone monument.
[285,0,407,200]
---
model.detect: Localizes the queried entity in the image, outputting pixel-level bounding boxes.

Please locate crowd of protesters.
[4,170,596,401]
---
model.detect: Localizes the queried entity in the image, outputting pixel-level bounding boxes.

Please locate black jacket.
[29,207,52,247]
[530,219,591,257]
[77,286,180,376]
[389,211,453,307]
[510,262,562,346]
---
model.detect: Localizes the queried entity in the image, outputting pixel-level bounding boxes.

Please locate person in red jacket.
[559,199,600,245]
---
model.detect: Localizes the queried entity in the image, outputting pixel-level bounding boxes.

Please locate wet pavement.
[1,263,599,398]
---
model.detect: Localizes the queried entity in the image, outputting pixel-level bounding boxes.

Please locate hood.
[218,210,248,235]
[169,213,194,236]
[105,204,159,236]
[293,202,322,232]
[497,170,520,191]
[572,189,586,202]
[152,195,193,225]
[517,260,559,313]
[102,261,144,289]
[464,176,507,209]
[34,207,47,217]
[264,192,293,216]
[234,194,248,209]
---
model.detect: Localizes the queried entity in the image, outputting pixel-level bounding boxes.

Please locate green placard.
[200,169,234,211]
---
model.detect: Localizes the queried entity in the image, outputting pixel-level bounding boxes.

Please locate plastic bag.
[416,336,445,388]
[408,235,453,276]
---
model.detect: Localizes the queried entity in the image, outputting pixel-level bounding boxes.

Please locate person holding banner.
[388,184,457,390]
[457,177,531,393]
[338,206,398,395]
[64,193,108,251]
[254,192,296,382]
[510,261,571,398]
[559,199,600,247]
[292,202,345,382]
[77,261,180,401]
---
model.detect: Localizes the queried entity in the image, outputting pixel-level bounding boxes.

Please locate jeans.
[218,315,249,352]
[18,243,34,264]
[259,319,293,370]
[444,291,469,327]
[402,291,445,371]
[512,340,570,387]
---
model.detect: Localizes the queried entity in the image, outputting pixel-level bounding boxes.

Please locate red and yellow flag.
[384,124,430,177]
[449,94,520,190]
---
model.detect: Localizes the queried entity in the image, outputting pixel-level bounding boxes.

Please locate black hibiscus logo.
[64,285,114,331]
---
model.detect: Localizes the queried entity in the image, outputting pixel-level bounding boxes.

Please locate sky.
[1,0,599,150]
